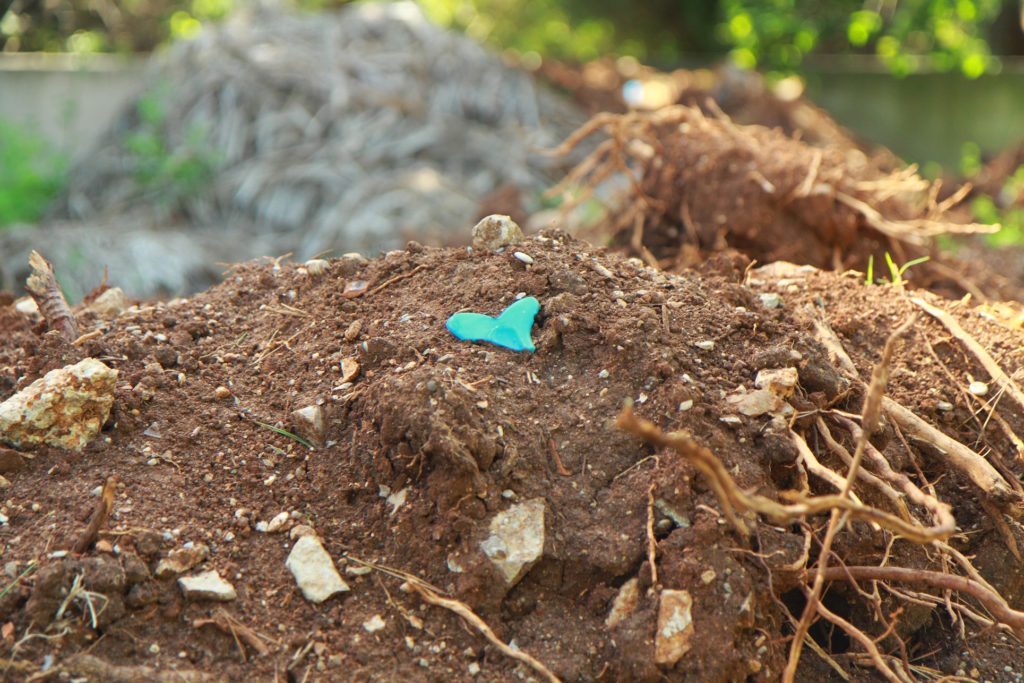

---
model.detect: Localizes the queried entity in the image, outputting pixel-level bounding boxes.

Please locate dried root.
[26,250,78,342]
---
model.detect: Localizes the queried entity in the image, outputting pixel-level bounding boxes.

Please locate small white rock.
[304,258,329,276]
[936,400,954,411]
[969,381,989,397]
[598,369,610,379]
[512,251,534,265]
[286,536,350,603]
[694,340,715,351]
[266,511,290,533]
[678,399,693,411]
[480,498,545,587]
[363,615,386,633]
[758,292,782,309]
[178,570,236,602]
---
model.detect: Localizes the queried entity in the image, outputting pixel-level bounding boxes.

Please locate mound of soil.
[2,230,1024,681]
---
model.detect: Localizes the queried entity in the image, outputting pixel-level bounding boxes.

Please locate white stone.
[0,358,117,452]
[178,570,236,602]
[266,511,290,533]
[754,367,799,397]
[605,577,640,628]
[87,287,127,317]
[363,615,386,633]
[472,215,523,251]
[694,340,715,351]
[969,381,989,397]
[155,544,209,579]
[655,589,694,666]
[479,498,545,587]
[758,292,782,309]
[286,536,350,603]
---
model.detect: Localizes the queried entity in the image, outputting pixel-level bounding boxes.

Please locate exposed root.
[401,581,562,683]
[26,250,78,342]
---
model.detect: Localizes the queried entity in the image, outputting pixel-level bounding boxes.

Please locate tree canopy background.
[2,0,1024,77]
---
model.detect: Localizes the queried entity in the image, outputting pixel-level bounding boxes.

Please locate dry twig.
[26,251,78,341]
[73,476,118,555]
[401,581,561,683]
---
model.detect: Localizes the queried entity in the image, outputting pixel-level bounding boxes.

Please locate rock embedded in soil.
[479,498,545,587]
[0,358,117,452]
[155,543,209,579]
[178,570,237,602]
[471,214,523,251]
[286,536,350,603]
[654,589,695,667]
[290,405,325,448]
[605,577,641,628]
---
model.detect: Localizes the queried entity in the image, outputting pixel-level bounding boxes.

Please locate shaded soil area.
[3,226,1024,681]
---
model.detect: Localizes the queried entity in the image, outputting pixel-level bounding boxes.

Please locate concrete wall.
[0,53,147,161]
[803,63,1024,168]
[1,53,1022,169]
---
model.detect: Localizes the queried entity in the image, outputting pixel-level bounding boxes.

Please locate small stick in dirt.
[401,581,562,683]
[193,607,272,660]
[26,250,78,342]
[73,476,118,555]
[911,297,1024,418]
[646,484,658,587]
[369,264,428,296]
[546,436,571,477]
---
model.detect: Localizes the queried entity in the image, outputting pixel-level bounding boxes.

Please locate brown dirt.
[2,224,1024,681]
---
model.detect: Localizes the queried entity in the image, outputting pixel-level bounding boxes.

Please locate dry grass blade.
[401,581,561,683]
[26,250,78,342]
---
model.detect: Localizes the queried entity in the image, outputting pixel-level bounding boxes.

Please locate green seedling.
[865,253,929,288]
[252,420,314,450]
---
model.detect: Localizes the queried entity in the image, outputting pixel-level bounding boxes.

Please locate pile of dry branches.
[549,105,995,274]
[9,2,586,297]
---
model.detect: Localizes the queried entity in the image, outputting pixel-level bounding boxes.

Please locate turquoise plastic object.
[446,296,540,352]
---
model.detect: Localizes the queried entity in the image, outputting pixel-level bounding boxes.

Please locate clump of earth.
[2,221,1024,681]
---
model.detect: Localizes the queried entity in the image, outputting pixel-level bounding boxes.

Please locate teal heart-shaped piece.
[446,297,540,352]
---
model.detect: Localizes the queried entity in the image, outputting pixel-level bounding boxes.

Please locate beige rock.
[155,544,209,579]
[178,570,236,602]
[87,287,126,317]
[0,358,117,452]
[290,405,325,448]
[605,577,640,628]
[472,214,523,251]
[286,536,349,603]
[754,367,799,397]
[479,498,545,587]
[655,589,694,666]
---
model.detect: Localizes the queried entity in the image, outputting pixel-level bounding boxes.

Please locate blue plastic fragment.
[446,296,540,353]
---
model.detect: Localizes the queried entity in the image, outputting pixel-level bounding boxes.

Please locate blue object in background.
[446,297,540,353]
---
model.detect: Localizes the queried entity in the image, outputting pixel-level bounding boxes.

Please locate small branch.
[73,476,118,554]
[26,250,78,342]
[401,581,561,683]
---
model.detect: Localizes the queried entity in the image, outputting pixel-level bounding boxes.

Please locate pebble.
[266,511,290,533]
[0,358,117,452]
[936,400,954,411]
[471,214,523,251]
[678,399,693,411]
[758,292,782,309]
[286,536,350,603]
[694,340,715,350]
[363,615,386,633]
[178,570,237,602]
[304,258,329,276]
[605,577,640,628]
[969,381,988,396]
[512,251,534,265]
[655,589,694,666]
[214,386,232,400]
[479,498,545,587]
[598,369,610,379]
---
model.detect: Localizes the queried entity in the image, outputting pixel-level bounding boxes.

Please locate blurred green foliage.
[1,1,1019,78]
[0,118,66,227]
[123,82,221,211]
